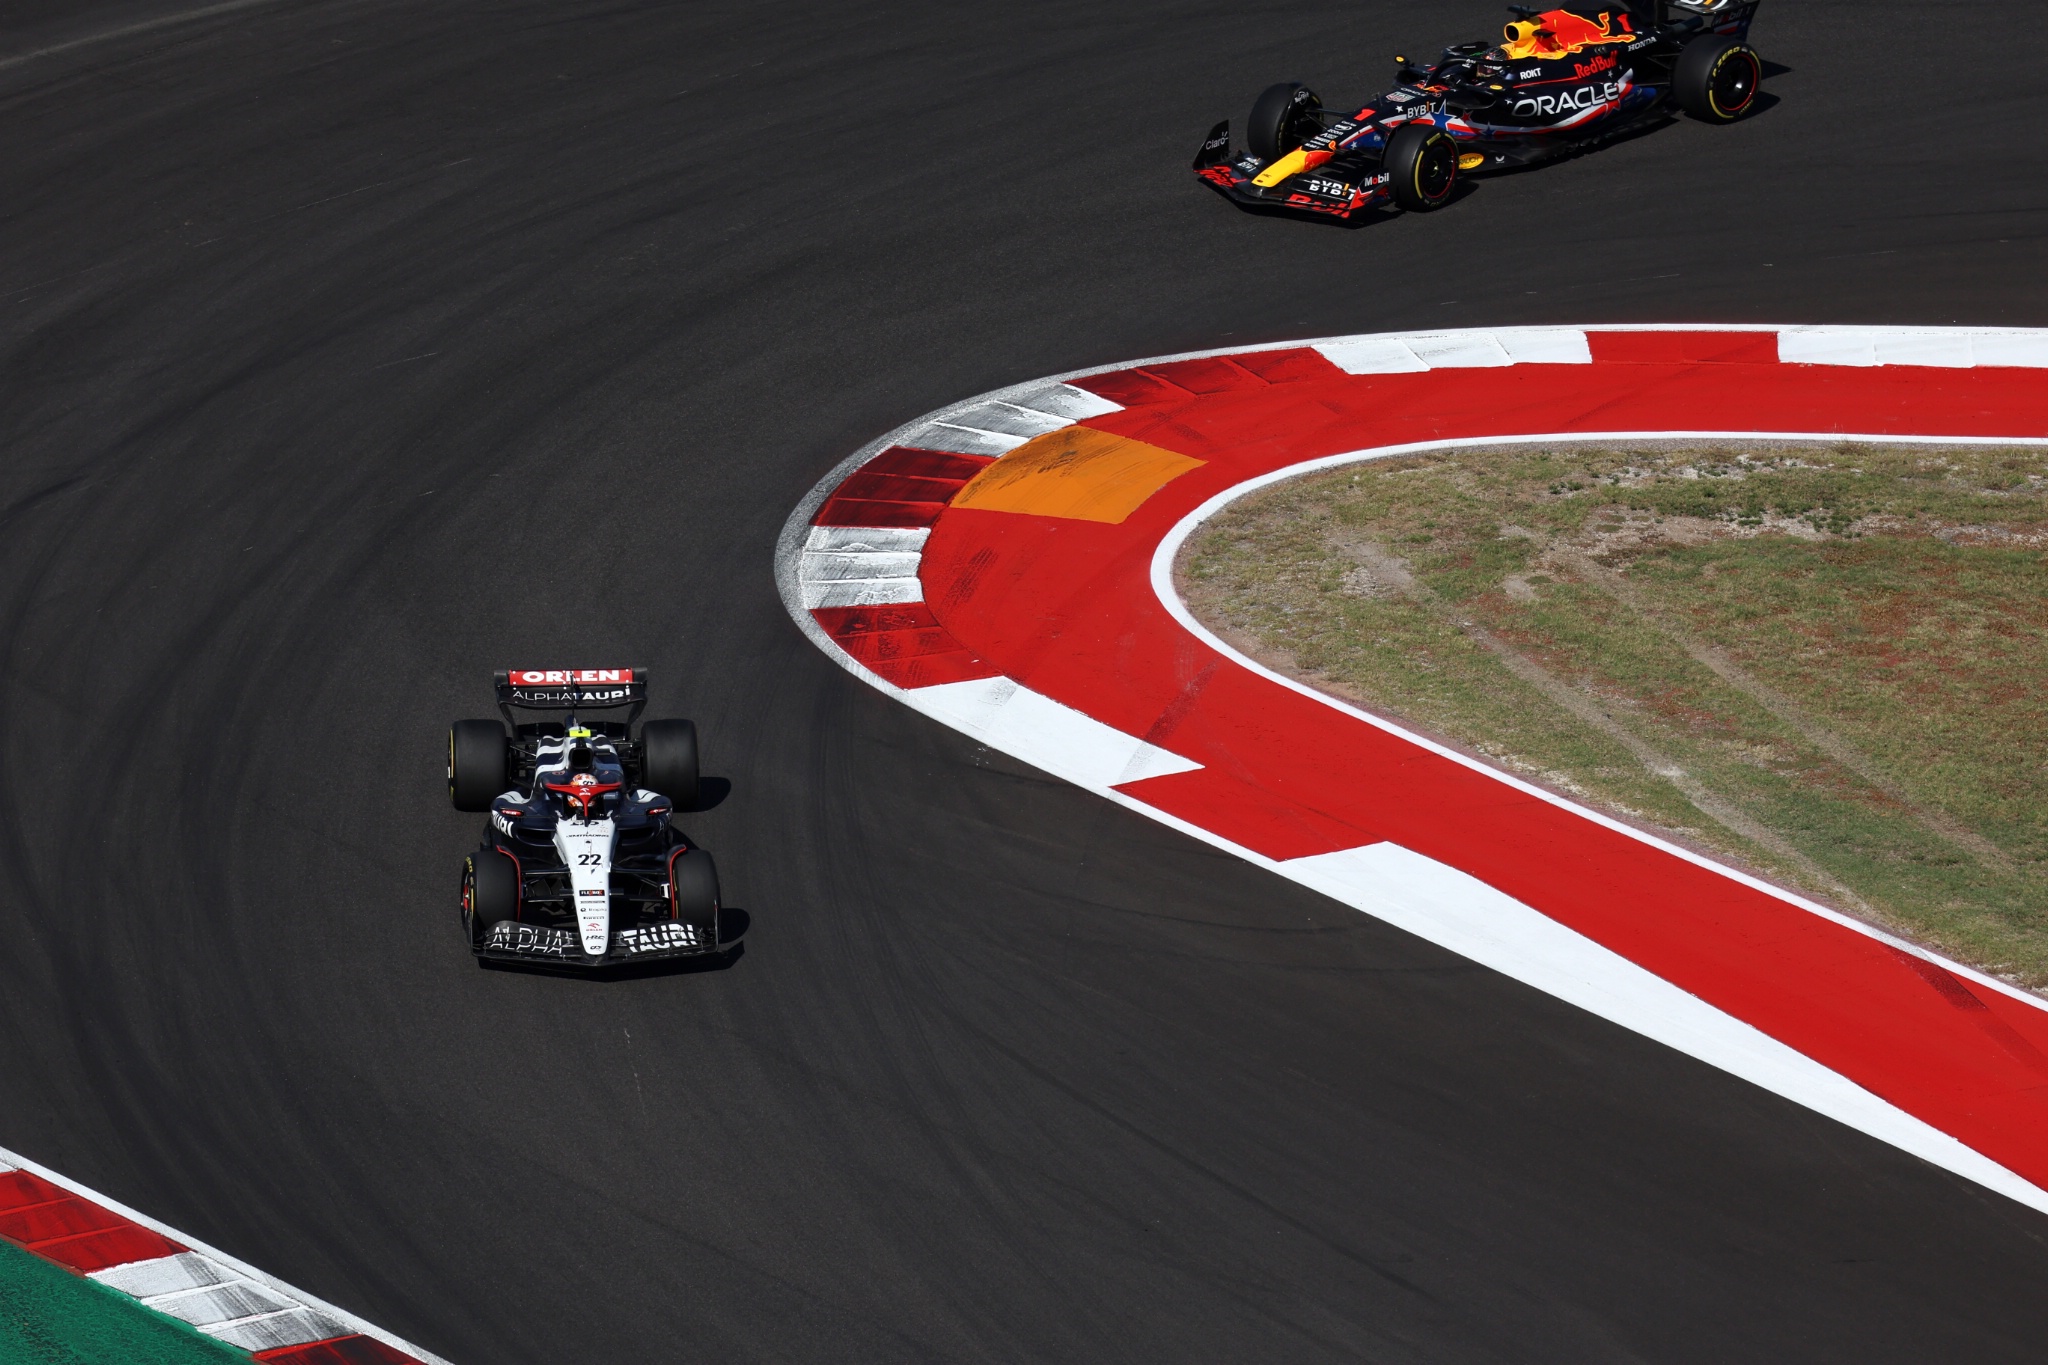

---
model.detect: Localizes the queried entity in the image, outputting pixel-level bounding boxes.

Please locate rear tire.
[641,719,700,811]
[1675,35,1761,123]
[1385,123,1459,212]
[448,719,508,812]
[464,851,519,943]
[1247,82,1321,163]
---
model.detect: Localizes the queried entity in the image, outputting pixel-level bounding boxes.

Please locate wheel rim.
[1711,50,1758,117]
[1417,138,1456,202]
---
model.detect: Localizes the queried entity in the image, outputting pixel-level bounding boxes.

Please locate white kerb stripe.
[1497,328,1595,364]
[1003,381,1124,422]
[1314,336,1429,374]
[905,677,1201,791]
[1778,326,2048,369]
[905,420,1028,457]
[805,525,929,554]
[800,524,927,610]
[1316,329,1592,374]
[1283,842,2048,1214]
[99,1252,353,1351]
[92,1252,233,1298]
[942,400,1077,441]
[212,1306,354,1352]
[0,1141,453,1364]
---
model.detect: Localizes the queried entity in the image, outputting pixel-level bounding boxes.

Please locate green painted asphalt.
[0,1241,244,1364]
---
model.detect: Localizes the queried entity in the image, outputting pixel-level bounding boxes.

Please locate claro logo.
[1513,79,1623,117]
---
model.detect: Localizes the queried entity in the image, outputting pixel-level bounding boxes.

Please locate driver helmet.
[563,771,603,818]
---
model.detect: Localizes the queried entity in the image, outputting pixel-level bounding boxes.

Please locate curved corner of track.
[775,324,2048,1218]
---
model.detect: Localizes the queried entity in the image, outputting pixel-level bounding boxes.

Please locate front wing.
[477,915,721,966]
[1192,121,1392,220]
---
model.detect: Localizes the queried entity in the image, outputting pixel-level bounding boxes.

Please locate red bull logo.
[1501,9,1635,62]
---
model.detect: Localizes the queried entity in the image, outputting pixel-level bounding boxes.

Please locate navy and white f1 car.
[448,668,723,967]
[1194,1,1764,219]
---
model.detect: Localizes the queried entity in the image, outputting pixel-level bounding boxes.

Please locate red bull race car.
[1194,0,1763,219]
[448,669,724,969]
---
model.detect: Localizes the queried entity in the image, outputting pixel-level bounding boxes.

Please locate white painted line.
[1317,328,1593,374]
[1404,332,1518,368]
[905,676,1201,791]
[1779,326,2048,369]
[1972,334,2048,368]
[0,1141,453,1364]
[772,328,2048,1218]
[1282,843,2048,1214]
[1148,427,2048,1020]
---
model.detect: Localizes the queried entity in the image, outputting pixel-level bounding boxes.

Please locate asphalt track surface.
[0,2,2043,1361]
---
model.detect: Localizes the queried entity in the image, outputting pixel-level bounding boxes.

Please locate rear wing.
[1650,0,1759,38]
[495,668,649,724]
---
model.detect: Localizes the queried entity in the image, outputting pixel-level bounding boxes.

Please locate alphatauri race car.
[1194,0,1763,219]
[448,669,722,967]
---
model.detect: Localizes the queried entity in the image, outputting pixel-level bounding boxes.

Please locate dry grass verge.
[1180,441,2048,990]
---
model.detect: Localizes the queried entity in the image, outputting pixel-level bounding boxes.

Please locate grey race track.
[0,2,2043,1361]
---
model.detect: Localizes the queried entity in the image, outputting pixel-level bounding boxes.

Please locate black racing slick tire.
[1675,35,1761,124]
[1384,123,1459,212]
[669,847,722,954]
[448,719,508,812]
[463,850,519,941]
[1247,82,1321,163]
[640,718,700,811]
[669,847,720,921]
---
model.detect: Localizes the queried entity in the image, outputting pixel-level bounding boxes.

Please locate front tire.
[1675,35,1761,123]
[464,850,519,943]
[1246,82,1322,163]
[449,719,508,812]
[1384,123,1459,212]
[669,847,720,921]
[641,718,700,811]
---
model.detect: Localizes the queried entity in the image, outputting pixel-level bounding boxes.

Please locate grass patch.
[1181,441,2048,989]
[0,1240,247,1364]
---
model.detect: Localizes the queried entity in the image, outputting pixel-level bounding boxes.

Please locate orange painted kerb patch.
[948,426,1205,524]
